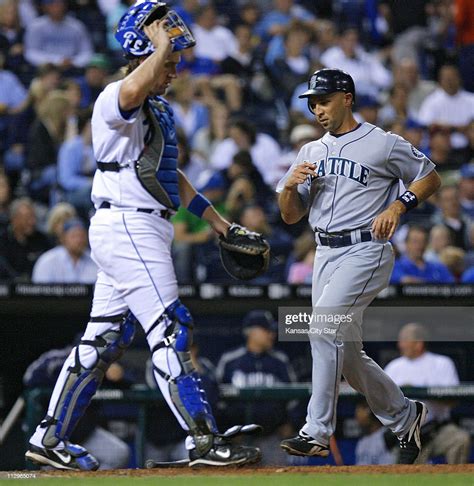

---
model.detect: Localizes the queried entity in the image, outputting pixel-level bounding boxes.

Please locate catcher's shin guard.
[150,299,218,456]
[40,312,137,447]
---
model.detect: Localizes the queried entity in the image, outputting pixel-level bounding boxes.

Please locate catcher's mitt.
[219,224,270,280]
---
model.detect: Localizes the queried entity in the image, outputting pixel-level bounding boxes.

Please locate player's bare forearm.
[278,162,314,224]
[372,170,441,239]
[177,169,230,236]
[119,20,172,110]
[278,187,307,224]
[177,169,198,207]
[407,169,441,202]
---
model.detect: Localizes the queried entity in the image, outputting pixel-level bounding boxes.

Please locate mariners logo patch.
[410,145,424,159]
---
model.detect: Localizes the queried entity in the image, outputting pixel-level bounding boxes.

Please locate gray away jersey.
[276,122,435,233]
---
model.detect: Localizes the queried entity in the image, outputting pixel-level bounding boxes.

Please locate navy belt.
[318,230,372,248]
[99,201,171,221]
[97,161,122,172]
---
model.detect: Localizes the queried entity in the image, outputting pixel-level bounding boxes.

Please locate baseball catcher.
[25,0,265,471]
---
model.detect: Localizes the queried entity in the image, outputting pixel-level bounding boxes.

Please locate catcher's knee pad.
[150,300,217,448]
[41,312,137,447]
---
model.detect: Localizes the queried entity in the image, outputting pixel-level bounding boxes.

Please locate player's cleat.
[280,432,330,457]
[25,442,100,471]
[189,439,261,467]
[398,401,428,464]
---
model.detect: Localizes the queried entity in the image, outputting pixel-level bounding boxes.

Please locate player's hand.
[284,162,316,189]
[371,206,402,240]
[144,19,172,54]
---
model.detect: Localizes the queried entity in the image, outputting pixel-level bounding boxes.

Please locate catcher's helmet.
[299,68,356,112]
[115,1,195,58]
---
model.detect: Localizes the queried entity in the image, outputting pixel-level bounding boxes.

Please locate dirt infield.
[18,464,474,478]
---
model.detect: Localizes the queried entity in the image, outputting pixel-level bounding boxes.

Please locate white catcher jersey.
[276,122,436,233]
[91,80,168,211]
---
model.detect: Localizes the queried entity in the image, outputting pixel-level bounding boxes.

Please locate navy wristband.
[397,190,418,211]
[188,193,211,218]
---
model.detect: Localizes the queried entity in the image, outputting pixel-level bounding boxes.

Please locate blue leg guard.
[151,300,218,455]
[41,312,137,448]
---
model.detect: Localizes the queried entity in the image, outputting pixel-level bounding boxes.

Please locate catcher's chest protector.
[135,97,180,209]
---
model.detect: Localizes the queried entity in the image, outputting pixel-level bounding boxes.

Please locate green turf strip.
[1,474,473,486]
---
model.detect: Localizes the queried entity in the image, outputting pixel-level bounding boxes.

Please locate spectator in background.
[24,0,93,69]
[459,121,474,163]
[32,217,97,283]
[403,119,428,154]
[57,110,95,218]
[0,47,27,159]
[434,185,471,249]
[378,84,416,127]
[424,224,454,263]
[25,90,72,204]
[220,23,273,107]
[438,246,466,282]
[193,102,229,161]
[45,201,77,244]
[390,225,455,284]
[75,54,111,109]
[270,21,312,107]
[0,0,28,79]
[0,197,50,280]
[169,72,209,144]
[272,124,320,189]
[385,323,471,464]
[0,171,12,228]
[393,58,437,117]
[354,95,380,125]
[320,27,392,98]
[427,127,456,170]
[287,230,315,284]
[210,118,281,186]
[380,0,430,64]
[105,0,133,62]
[236,2,261,34]
[192,5,238,64]
[354,401,395,465]
[255,0,315,43]
[454,0,474,93]
[217,310,296,465]
[24,63,62,114]
[418,64,474,150]
[238,203,292,282]
[459,162,474,219]
[177,130,205,188]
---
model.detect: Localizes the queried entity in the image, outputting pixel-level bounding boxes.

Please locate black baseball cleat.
[280,432,330,457]
[398,401,428,464]
[25,442,100,471]
[189,441,261,467]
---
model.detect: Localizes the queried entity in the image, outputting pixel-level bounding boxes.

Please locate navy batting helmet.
[299,68,356,112]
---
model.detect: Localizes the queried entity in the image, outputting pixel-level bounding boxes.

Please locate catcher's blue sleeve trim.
[188,193,211,218]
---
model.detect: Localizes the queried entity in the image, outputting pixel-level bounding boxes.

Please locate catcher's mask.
[115,1,196,58]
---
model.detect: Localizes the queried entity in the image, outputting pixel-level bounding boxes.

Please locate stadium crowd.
[0,0,473,285]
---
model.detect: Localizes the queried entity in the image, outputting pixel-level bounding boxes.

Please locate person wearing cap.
[216,310,296,465]
[354,94,380,125]
[75,54,111,109]
[24,0,93,69]
[32,217,97,283]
